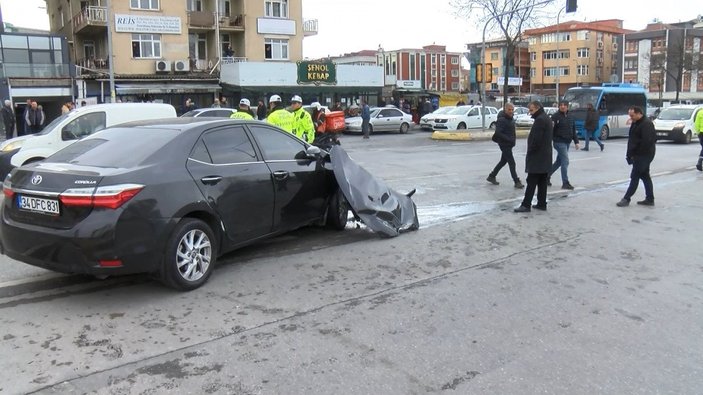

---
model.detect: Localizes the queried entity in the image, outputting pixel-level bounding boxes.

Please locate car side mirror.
[305,145,321,158]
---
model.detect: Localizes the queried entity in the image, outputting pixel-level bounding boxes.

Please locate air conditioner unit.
[597,41,604,49]
[612,42,618,50]
[155,60,171,72]
[174,59,190,72]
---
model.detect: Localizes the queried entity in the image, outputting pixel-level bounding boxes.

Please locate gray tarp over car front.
[329,146,419,237]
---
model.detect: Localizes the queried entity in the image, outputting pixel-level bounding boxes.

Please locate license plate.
[656,132,668,137]
[17,195,60,215]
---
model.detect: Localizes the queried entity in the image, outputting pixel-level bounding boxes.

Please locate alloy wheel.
[176,229,212,282]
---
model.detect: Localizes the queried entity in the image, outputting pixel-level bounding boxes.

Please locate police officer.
[266,94,293,133]
[230,98,254,120]
[290,95,315,144]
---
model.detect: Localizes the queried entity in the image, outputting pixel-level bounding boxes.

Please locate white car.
[515,107,558,128]
[432,105,499,130]
[345,107,413,134]
[180,108,237,118]
[420,106,456,131]
[653,105,703,144]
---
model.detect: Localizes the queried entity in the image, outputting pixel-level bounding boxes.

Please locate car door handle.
[273,171,289,180]
[200,176,222,185]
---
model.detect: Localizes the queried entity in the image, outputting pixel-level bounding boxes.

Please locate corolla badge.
[31,175,43,185]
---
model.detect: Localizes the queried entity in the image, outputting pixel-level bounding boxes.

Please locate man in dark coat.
[487,103,523,188]
[617,106,656,207]
[515,101,553,212]
[2,100,16,140]
[548,100,579,189]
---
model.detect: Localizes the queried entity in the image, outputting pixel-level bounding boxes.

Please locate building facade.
[524,19,629,97]
[466,38,530,98]
[44,0,316,110]
[623,18,703,102]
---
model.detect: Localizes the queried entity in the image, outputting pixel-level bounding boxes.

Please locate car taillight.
[60,184,144,209]
[2,177,14,199]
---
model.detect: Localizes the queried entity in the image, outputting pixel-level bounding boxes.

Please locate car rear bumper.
[345,125,362,132]
[0,209,170,276]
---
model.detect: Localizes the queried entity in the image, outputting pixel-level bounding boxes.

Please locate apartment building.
[623,18,703,102]
[44,0,314,109]
[466,38,530,97]
[524,19,629,97]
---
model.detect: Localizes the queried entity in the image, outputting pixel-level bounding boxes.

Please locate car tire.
[160,218,216,291]
[682,131,692,144]
[326,188,349,230]
[457,122,467,130]
[368,125,374,135]
[489,122,496,129]
[600,125,610,141]
[400,123,409,134]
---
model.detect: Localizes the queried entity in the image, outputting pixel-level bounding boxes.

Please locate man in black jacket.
[617,106,656,207]
[548,100,579,189]
[2,100,15,140]
[515,101,553,213]
[487,103,523,188]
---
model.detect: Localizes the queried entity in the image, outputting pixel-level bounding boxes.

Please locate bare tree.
[453,0,556,104]
[646,31,703,102]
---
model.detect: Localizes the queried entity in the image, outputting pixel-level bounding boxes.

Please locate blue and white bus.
[562,83,648,139]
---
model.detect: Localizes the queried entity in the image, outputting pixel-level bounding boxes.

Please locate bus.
[562,83,647,139]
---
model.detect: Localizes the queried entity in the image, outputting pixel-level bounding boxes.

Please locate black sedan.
[0,118,348,291]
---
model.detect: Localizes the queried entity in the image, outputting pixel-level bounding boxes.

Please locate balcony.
[73,6,107,35]
[76,57,110,76]
[219,15,245,31]
[303,19,318,37]
[188,11,215,29]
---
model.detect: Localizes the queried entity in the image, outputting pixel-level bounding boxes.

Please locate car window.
[489,108,498,114]
[468,108,479,116]
[248,125,306,161]
[189,140,211,163]
[200,126,257,164]
[198,110,220,117]
[61,112,107,141]
[379,109,397,117]
[181,110,198,117]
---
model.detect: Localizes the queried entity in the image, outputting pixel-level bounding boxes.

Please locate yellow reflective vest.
[230,110,254,120]
[267,108,294,133]
[292,107,315,143]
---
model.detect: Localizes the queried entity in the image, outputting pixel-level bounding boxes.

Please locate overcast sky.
[1,0,699,59]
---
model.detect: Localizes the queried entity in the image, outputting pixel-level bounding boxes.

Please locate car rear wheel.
[400,122,409,134]
[600,125,610,140]
[160,218,216,291]
[682,131,692,144]
[489,122,496,129]
[457,122,467,130]
[326,188,349,230]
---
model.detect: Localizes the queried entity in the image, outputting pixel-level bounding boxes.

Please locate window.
[528,37,537,45]
[468,108,479,116]
[492,67,499,76]
[409,54,416,80]
[624,58,637,70]
[248,125,305,161]
[544,67,556,77]
[222,34,231,57]
[451,57,459,65]
[577,48,589,58]
[131,0,159,10]
[431,54,436,64]
[264,38,288,60]
[530,52,536,61]
[131,34,161,58]
[452,82,460,90]
[265,0,288,18]
[577,30,590,40]
[379,109,401,118]
[451,69,459,77]
[186,0,202,12]
[577,64,589,76]
[61,112,107,140]
[542,50,569,60]
[201,127,257,164]
[530,68,536,77]
[491,52,498,60]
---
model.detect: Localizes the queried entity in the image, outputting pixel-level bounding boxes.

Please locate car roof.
[190,107,236,112]
[661,105,701,109]
[113,117,260,131]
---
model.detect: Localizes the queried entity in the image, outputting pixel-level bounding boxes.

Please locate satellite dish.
[609,74,619,83]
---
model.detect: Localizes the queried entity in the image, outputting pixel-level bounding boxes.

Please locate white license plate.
[657,132,668,137]
[18,195,60,215]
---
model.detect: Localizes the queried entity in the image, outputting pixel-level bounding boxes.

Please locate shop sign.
[497,77,523,86]
[396,80,422,89]
[297,61,337,85]
[115,14,182,34]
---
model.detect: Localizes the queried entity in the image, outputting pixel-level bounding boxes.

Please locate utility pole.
[106,0,116,103]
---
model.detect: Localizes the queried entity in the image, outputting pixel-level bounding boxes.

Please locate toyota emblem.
[31,175,43,185]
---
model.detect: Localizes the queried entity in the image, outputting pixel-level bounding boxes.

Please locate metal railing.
[3,63,70,78]
[221,57,248,65]
[303,19,318,36]
[72,6,107,31]
[76,57,110,74]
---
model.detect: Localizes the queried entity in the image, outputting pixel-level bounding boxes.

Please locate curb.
[431,129,530,141]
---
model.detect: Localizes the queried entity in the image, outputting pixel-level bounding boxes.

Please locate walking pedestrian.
[2,100,16,140]
[617,106,656,207]
[361,100,371,139]
[515,101,553,213]
[487,103,523,188]
[582,102,604,151]
[695,106,703,171]
[548,100,579,189]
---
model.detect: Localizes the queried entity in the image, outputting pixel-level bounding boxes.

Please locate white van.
[0,103,176,176]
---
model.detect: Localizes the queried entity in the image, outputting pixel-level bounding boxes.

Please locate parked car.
[0,103,177,181]
[0,118,349,291]
[515,107,558,128]
[514,106,529,116]
[419,106,456,131]
[344,107,413,134]
[180,108,237,118]
[432,105,499,130]
[653,105,703,144]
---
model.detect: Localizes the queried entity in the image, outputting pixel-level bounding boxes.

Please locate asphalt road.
[1,127,702,394]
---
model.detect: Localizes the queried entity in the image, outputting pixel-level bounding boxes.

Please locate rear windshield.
[47,127,179,168]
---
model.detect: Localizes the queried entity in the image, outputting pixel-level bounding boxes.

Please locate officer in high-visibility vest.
[290,95,315,144]
[266,94,294,133]
[230,98,254,120]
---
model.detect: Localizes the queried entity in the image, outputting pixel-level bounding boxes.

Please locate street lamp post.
[378,44,386,104]
[555,5,565,101]
[106,0,115,103]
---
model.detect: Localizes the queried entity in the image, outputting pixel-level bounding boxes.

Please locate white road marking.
[571,156,602,162]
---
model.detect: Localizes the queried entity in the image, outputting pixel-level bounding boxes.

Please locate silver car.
[345,107,413,134]
[515,107,558,128]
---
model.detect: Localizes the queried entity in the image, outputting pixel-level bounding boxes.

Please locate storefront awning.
[115,83,221,94]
